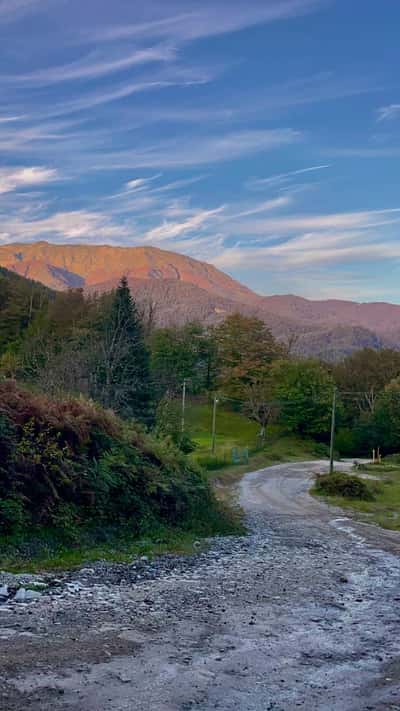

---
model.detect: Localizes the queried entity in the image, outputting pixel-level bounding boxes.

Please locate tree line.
[2,269,400,456]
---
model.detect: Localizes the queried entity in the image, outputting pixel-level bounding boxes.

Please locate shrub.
[314,471,377,500]
[0,381,232,540]
[196,453,229,471]
[335,428,360,457]
[312,442,331,458]
[0,498,28,534]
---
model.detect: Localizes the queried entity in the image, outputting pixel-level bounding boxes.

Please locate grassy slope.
[313,462,400,531]
[186,401,320,487]
[5,403,318,573]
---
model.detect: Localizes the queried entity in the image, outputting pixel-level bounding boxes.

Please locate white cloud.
[211,237,400,272]
[248,165,330,189]
[377,104,400,122]
[0,114,25,123]
[88,1,327,44]
[42,69,214,118]
[231,208,400,235]
[6,46,176,86]
[0,210,131,242]
[0,166,58,194]
[152,175,209,193]
[125,178,149,192]
[125,174,163,192]
[97,129,301,170]
[145,207,224,242]
[229,195,292,219]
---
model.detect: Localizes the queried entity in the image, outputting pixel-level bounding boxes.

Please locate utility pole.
[211,396,219,454]
[181,379,187,434]
[329,387,337,475]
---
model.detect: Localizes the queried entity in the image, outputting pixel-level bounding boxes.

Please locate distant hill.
[0,241,257,305]
[0,241,399,359]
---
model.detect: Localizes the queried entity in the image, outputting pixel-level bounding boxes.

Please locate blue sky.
[1,0,400,301]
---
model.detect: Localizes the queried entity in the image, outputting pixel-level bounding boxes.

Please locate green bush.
[335,428,361,457]
[195,453,229,471]
[314,471,378,501]
[312,442,331,458]
[0,381,234,540]
[0,498,28,534]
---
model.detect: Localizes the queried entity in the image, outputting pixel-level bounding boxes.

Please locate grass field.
[312,462,400,531]
[185,399,323,486]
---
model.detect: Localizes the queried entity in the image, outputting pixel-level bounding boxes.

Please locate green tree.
[214,313,283,398]
[150,322,217,396]
[0,267,51,355]
[363,378,400,453]
[334,348,400,418]
[274,359,334,439]
[94,277,154,424]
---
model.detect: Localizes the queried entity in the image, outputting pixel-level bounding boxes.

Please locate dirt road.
[1,460,400,710]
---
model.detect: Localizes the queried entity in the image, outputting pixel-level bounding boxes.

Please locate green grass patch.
[185,401,321,488]
[0,505,245,574]
[312,461,400,531]
[0,529,204,574]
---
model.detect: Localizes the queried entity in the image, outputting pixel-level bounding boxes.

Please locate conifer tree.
[95,276,153,424]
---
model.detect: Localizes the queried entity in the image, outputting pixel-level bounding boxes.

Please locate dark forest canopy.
[1,270,400,457]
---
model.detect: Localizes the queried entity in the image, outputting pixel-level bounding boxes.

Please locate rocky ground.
[1,461,400,710]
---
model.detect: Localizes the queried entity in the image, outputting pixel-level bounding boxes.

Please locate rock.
[24,589,42,602]
[116,672,133,683]
[66,582,82,593]
[14,588,42,603]
[0,585,9,600]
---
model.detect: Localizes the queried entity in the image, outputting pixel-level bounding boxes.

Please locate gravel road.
[1,460,400,711]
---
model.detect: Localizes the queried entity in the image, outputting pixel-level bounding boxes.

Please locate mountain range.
[0,241,398,360]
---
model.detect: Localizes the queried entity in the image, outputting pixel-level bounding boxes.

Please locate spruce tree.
[96,277,153,424]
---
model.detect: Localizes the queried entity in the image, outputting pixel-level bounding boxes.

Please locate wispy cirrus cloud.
[0,209,131,243]
[211,239,400,273]
[247,164,331,190]
[87,0,328,44]
[41,70,214,119]
[377,104,400,121]
[4,46,176,86]
[144,207,224,242]
[124,175,162,193]
[0,166,59,194]
[234,207,400,234]
[209,206,400,276]
[0,114,26,123]
[229,195,292,219]
[95,128,301,170]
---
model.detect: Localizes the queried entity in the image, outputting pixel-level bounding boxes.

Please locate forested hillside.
[0,267,53,355]
[2,271,400,565]
[1,241,400,358]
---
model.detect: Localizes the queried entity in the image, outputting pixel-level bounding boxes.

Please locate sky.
[1,0,400,302]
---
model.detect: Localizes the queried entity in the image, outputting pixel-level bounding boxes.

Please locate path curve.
[2,461,400,711]
[239,459,400,553]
